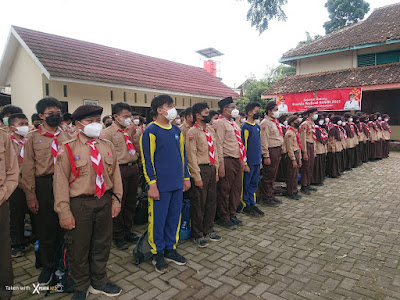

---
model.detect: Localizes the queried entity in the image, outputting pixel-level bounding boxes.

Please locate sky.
[0,0,399,89]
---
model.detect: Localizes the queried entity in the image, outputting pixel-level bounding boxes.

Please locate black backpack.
[134,193,148,225]
[133,230,153,265]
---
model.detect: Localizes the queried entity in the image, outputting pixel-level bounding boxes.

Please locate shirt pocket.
[104,157,114,174]
[33,142,50,158]
[75,159,89,176]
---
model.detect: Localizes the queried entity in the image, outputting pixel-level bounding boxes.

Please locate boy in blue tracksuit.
[140,94,191,273]
[241,102,264,217]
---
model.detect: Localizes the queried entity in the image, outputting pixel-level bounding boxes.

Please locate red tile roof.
[12,26,237,99]
[281,3,400,60]
[263,62,400,95]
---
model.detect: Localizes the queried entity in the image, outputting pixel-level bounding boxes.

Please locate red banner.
[276,88,362,113]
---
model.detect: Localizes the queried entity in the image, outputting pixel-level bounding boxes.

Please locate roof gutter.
[279,38,400,63]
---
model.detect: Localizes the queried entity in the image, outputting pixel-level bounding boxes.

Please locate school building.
[0,26,238,120]
[262,3,400,140]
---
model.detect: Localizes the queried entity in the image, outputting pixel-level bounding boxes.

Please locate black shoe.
[11,247,24,258]
[164,249,187,266]
[38,267,53,285]
[286,194,300,200]
[271,198,282,204]
[88,282,122,297]
[152,253,168,273]
[125,232,140,243]
[230,216,243,226]
[307,186,317,192]
[294,192,302,199]
[194,237,208,248]
[114,239,129,250]
[216,219,236,229]
[72,290,88,300]
[311,183,323,186]
[265,199,279,206]
[243,206,260,217]
[300,187,311,195]
[252,205,265,216]
[236,202,244,213]
[206,231,221,242]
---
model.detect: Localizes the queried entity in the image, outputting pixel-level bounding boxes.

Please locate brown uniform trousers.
[217,157,242,222]
[260,146,281,201]
[286,151,300,195]
[300,142,315,187]
[190,164,217,239]
[65,194,112,291]
[0,202,13,300]
[113,163,139,240]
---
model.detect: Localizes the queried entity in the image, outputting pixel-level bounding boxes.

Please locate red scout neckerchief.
[39,124,60,164]
[218,116,246,162]
[361,122,370,133]
[352,123,360,137]
[288,127,302,150]
[368,121,378,132]
[193,123,215,165]
[383,121,391,134]
[302,119,317,141]
[87,139,106,198]
[315,125,328,142]
[376,121,383,131]
[116,127,136,156]
[340,125,347,140]
[333,124,343,140]
[10,135,27,163]
[272,118,284,136]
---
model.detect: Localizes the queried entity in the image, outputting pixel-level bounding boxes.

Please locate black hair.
[31,113,41,122]
[278,114,287,123]
[179,111,185,118]
[209,110,219,118]
[102,115,113,123]
[63,112,72,122]
[132,111,139,116]
[151,95,173,113]
[245,102,261,114]
[192,102,209,121]
[184,107,192,118]
[36,97,62,114]
[150,110,157,121]
[8,113,28,126]
[2,105,23,116]
[113,102,132,115]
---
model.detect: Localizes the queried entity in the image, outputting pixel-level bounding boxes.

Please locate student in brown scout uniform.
[7,113,32,258]
[180,107,193,144]
[284,115,302,200]
[186,102,221,248]
[299,107,318,195]
[54,105,123,300]
[343,113,355,170]
[326,116,343,178]
[311,114,328,186]
[214,96,246,228]
[359,115,370,163]
[259,101,284,206]
[0,127,19,300]
[368,114,378,160]
[375,112,384,160]
[21,97,71,285]
[102,102,140,250]
[381,114,391,158]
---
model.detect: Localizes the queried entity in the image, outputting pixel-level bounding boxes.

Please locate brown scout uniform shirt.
[186,124,219,182]
[328,136,343,153]
[0,128,19,205]
[260,116,284,158]
[9,134,26,188]
[101,123,140,165]
[284,128,302,161]
[213,118,241,172]
[20,127,71,201]
[299,119,316,156]
[180,122,192,144]
[53,132,123,220]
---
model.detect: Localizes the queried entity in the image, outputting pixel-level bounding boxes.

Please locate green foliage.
[244,0,288,34]
[236,65,295,112]
[323,0,370,34]
[297,31,323,47]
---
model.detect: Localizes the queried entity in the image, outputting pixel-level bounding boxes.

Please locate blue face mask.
[2,117,9,126]
[312,114,318,121]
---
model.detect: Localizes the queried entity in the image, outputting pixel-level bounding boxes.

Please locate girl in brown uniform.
[326,116,343,178]
[311,114,328,185]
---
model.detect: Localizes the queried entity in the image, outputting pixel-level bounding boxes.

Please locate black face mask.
[34,123,41,129]
[202,115,212,123]
[105,123,112,127]
[294,122,301,128]
[253,112,260,119]
[45,115,62,128]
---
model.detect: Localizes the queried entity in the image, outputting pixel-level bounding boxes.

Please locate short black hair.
[132,111,139,117]
[209,110,219,118]
[8,113,28,126]
[150,110,157,121]
[63,112,72,122]
[113,102,132,115]
[31,113,41,122]
[2,105,23,116]
[151,95,173,113]
[245,102,260,114]
[102,115,113,123]
[179,110,185,118]
[184,107,192,118]
[36,97,62,114]
[192,102,209,121]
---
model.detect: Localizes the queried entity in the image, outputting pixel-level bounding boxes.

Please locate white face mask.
[318,120,324,126]
[241,118,246,123]
[272,111,280,119]
[283,120,288,126]
[378,117,382,121]
[325,118,330,123]
[349,118,353,123]
[133,119,140,125]
[164,108,178,122]
[175,118,181,125]
[15,126,29,137]
[231,109,239,118]
[337,120,343,126]
[81,122,103,138]
[298,118,303,123]
[384,118,389,122]
[255,119,260,125]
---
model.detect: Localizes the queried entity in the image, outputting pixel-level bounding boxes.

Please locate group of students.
[0,94,391,300]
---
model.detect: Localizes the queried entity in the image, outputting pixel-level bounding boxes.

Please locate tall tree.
[323,0,370,34]
[245,0,288,34]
